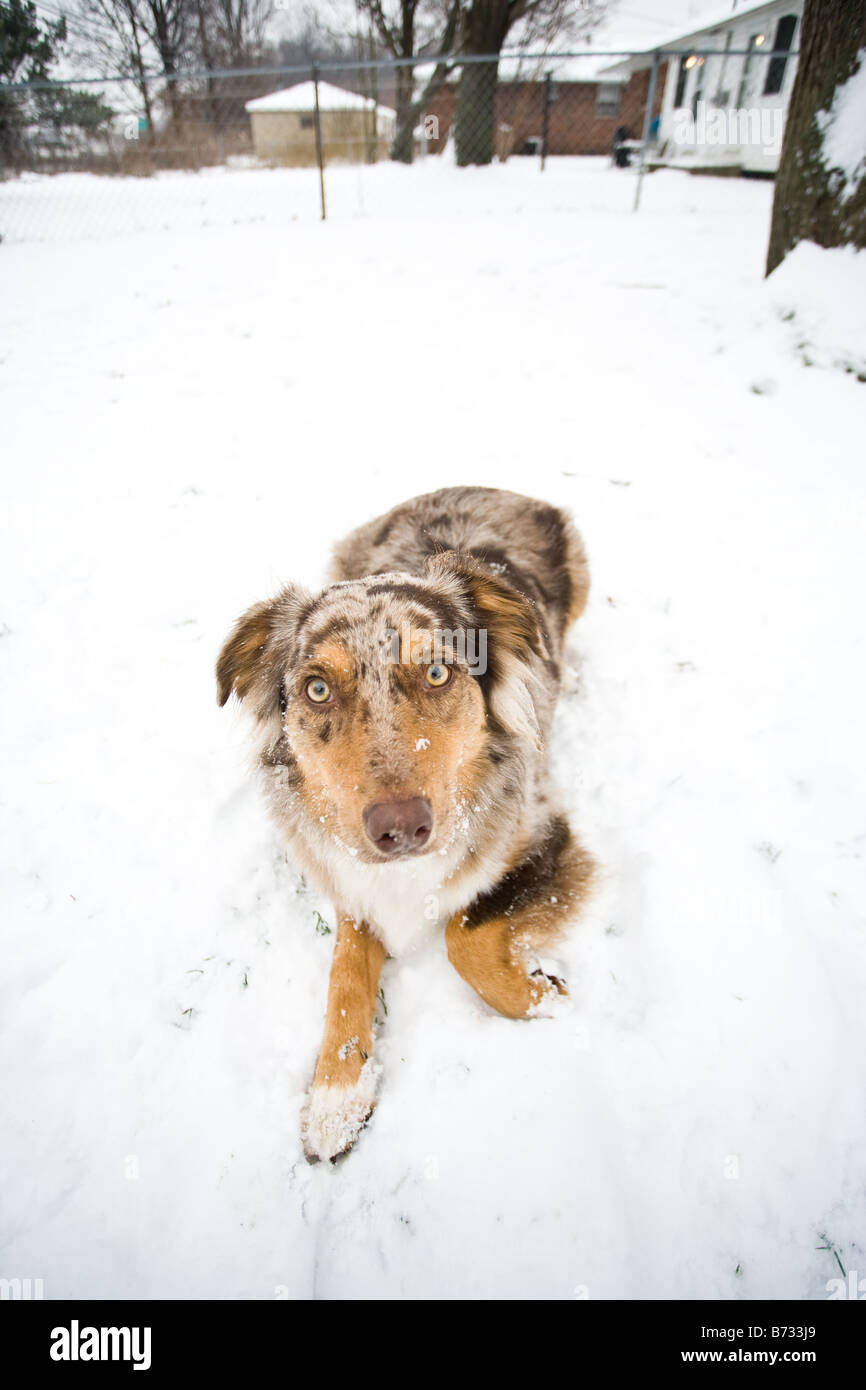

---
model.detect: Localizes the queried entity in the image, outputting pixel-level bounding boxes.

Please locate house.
[601,0,804,175]
[245,81,396,166]
[422,62,667,160]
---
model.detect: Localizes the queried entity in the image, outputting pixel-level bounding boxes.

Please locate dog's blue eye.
[306,678,331,704]
[425,663,450,688]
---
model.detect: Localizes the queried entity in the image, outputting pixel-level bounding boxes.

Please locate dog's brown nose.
[363,797,433,855]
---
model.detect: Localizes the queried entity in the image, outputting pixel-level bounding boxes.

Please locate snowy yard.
[1,157,864,1300]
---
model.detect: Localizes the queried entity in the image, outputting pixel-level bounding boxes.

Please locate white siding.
[656,1,803,173]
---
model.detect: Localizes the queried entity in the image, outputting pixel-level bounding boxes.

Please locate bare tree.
[358,0,460,162]
[74,0,256,138]
[767,0,866,274]
[147,0,187,81]
[75,0,161,131]
[186,0,273,137]
[203,0,273,65]
[73,0,188,127]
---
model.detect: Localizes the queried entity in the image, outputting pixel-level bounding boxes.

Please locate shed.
[245,81,396,165]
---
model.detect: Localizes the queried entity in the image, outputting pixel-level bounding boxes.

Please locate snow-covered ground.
[1,158,864,1300]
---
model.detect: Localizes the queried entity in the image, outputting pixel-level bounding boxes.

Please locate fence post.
[633,49,661,213]
[541,70,553,172]
[312,62,326,222]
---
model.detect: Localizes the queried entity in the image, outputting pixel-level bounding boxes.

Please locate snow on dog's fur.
[217,486,596,1160]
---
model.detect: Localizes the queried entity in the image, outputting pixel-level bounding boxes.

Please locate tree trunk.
[454,0,513,167]
[455,58,499,167]
[766,0,866,275]
[394,2,460,163]
[392,64,415,163]
[127,12,154,144]
[195,0,221,134]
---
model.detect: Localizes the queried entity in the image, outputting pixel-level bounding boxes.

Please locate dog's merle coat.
[217,487,596,1160]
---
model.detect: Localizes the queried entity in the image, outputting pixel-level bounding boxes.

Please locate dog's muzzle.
[363,797,433,856]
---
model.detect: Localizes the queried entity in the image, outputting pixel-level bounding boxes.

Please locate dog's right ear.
[216,586,311,716]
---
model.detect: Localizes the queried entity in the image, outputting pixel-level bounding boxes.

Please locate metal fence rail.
[0,45,799,242]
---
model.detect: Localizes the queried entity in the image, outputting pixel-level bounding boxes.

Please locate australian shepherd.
[216,486,596,1161]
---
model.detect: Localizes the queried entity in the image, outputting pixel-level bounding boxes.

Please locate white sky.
[270,0,755,57]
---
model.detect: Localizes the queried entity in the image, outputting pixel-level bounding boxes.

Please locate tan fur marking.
[216,601,273,706]
[445,911,568,1019]
[445,826,595,1017]
[313,914,386,1090]
[427,551,546,660]
[311,640,355,683]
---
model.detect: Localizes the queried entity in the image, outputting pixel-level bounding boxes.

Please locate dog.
[216,486,596,1161]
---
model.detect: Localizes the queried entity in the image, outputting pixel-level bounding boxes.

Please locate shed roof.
[245,81,396,118]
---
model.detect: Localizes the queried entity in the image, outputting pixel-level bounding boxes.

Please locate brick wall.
[424,65,667,158]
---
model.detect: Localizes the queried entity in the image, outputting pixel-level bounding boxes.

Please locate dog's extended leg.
[445,818,595,1020]
[302,914,386,1163]
[446,912,568,1018]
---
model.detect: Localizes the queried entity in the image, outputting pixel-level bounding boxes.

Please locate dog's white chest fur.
[324,847,465,957]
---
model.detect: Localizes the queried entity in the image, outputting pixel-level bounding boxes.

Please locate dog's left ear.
[425,550,546,662]
[426,551,546,746]
[216,586,311,718]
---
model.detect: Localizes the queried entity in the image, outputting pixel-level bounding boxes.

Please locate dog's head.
[216,552,546,863]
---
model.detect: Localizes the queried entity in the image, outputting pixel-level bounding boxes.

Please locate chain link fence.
[0,43,798,242]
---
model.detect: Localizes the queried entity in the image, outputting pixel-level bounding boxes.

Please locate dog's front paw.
[301,1061,379,1163]
[527,968,569,1017]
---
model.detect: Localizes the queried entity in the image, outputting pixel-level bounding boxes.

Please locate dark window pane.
[675,56,690,108]
[764,15,798,96]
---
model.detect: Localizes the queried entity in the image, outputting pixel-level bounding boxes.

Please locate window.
[691,56,707,117]
[713,32,734,106]
[595,83,621,118]
[764,14,798,95]
[736,34,764,107]
[300,115,314,129]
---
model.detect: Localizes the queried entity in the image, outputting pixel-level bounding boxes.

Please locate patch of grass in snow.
[313,911,331,936]
[816,1234,847,1279]
[375,986,388,1026]
[757,841,782,864]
